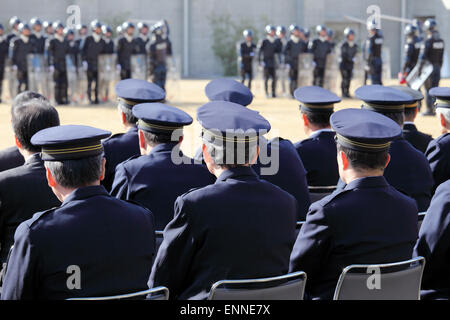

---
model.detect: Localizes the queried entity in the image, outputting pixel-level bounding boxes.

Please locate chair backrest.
[208,271,306,300]
[67,286,169,300]
[418,212,426,230]
[155,230,164,253]
[308,186,336,203]
[333,257,425,300]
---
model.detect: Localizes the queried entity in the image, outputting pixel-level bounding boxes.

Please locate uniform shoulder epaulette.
[436,133,450,143]
[27,206,59,228]
[103,132,125,143]
[317,188,350,208]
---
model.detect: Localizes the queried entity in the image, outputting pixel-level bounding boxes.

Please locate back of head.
[12,99,60,153]
[12,91,48,112]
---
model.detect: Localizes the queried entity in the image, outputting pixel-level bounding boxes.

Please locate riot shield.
[76,54,88,104]
[131,54,148,80]
[4,58,18,102]
[27,54,48,98]
[297,53,314,88]
[350,52,365,95]
[406,61,433,91]
[98,54,116,102]
[324,52,339,94]
[382,47,391,84]
[165,55,181,101]
[276,63,289,97]
[66,55,78,104]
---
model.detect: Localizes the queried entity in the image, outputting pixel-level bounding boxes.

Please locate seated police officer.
[110,103,214,230]
[390,86,432,154]
[290,108,418,300]
[356,85,434,212]
[148,101,298,300]
[1,125,155,300]
[294,86,340,187]
[0,98,60,269]
[0,91,46,173]
[197,78,310,220]
[414,178,450,300]
[425,87,450,192]
[102,79,166,191]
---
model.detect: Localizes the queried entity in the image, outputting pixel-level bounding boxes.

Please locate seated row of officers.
[0,79,449,300]
[0,17,172,105]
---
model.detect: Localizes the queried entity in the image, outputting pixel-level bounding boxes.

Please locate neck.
[56,182,100,203]
[341,168,383,185]
[18,148,37,162]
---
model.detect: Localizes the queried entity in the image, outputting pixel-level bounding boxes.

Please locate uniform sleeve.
[289,201,333,280]
[425,139,448,191]
[147,196,196,299]
[1,222,39,300]
[257,40,264,63]
[109,163,130,200]
[413,182,450,285]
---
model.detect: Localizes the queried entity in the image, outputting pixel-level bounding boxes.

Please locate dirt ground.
[0,78,447,158]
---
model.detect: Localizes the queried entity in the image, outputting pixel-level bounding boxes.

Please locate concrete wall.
[0,0,449,77]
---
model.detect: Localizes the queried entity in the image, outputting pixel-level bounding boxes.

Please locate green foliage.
[209,13,270,76]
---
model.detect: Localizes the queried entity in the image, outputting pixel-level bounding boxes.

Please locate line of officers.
[0,79,449,300]
[0,16,172,105]
[240,18,444,114]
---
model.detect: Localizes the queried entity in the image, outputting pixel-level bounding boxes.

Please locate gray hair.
[436,107,450,124]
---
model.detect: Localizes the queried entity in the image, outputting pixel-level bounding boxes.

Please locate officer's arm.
[289,201,332,279]
[167,39,172,56]
[1,222,38,300]
[425,139,447,191]
[148,196,196,299]
[110,163,130,199]
[257,40,264,63]
[413,182,450,284]
[418,40,431,65]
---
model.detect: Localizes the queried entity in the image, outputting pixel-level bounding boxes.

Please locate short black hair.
[404,107,417,119]
[118,103,138,126]
[301,109,332,128]
[45,154,103,189]
[207,141,258,169]
[12,91,48,113]
[337,143,388,172]
[142,130,176,145]
[376,111,404,127]
[12,100,60,152]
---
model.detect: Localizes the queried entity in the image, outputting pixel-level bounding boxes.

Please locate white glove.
[260,62,265,68]
[82,61,88,71]
[49,65,55,73]
[12,65,18,71]
[285,64,291,71]
[116,64,121,71]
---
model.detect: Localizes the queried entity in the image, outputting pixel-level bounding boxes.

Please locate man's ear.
[14,135,22,149]
[440,113,447,128]
[46,167,57,188]
[413,107,418,119]
[384,153,391,169]
[302,113,309,127]
[99,157,106,181]
[249,145,260,165]
[138,130,146,149]
[202,143,212,164]
[178,135,184,144]
[338,150,349,170]
[120,111,127,125]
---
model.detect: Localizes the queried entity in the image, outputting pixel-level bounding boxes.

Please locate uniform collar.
[62,185,109,206]
[309,128,334,138]
[127,126,138,134]
[25,152,43,165]
[148,142,179,155]
[403,122,417,131]
[344,175,389,191]
[216,166,257,183]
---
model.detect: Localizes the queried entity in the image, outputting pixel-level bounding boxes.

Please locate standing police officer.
[7,17,21,44]
[111,103,215,230]
[1,125,156,300]
[400,24,421,84]
[339,27,358,98]
[101,79,166,192]
[0,24,8,102]
[82,20,106,104]
[309,25,332,87]
[239,29,256,90]
[284,25,308,98]
[48,22,69,105]
[366,21,383,85]
[134,22,150,55]
[116,22,136,80]
[29,18,46,55]
[418,19,444,116]
[425,87,450,192]
[258,25,279,98]
[276,25,288,96]
[148,22,172,91]
[290,108,418,300]
[11,23,34,93]
[102,25,114,54]
[149,101,297,300]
